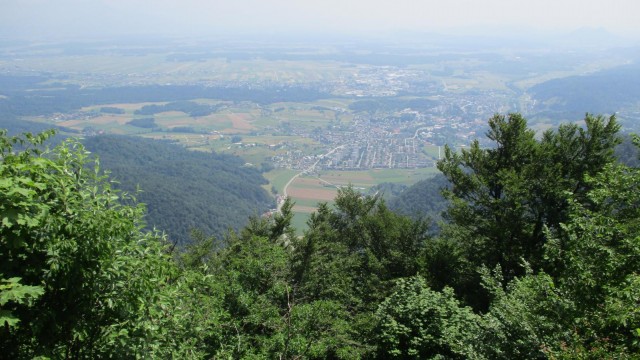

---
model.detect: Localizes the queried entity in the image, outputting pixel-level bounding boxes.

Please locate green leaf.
[0,309,21,328]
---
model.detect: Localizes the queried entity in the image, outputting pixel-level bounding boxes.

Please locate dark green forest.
[1,113,640,358]
[387,174,450,222]
[126,117,158,129]
[83,135,273,246]
[133,101,222,118]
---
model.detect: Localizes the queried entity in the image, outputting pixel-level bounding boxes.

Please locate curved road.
[278,145,344,212]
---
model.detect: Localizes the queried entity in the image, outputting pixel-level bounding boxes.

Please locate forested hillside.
[2,113,639,358]
[83,135,273,245]
[617,134,640,167]
[386,173,450,222]
[530,63,640,119]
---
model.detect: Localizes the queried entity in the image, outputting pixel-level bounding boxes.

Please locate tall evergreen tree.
[437,113,620,307]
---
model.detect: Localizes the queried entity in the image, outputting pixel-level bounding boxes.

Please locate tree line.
[1,112,639,358]
[0,77,329,120]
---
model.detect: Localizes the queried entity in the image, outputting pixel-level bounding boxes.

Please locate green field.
[280,167,439,234]
[290,212,311,235]
[30,94,444,237]
[24,70,444,237]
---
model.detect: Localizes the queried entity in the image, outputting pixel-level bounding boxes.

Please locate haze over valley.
[2,26,640,230]
[3,2,640,357]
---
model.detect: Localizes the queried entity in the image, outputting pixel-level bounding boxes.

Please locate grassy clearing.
[292,197,329,208]
[368,168,439,184]
[291,212,311,235]
[293,205,320,214]
[311,168,438,189]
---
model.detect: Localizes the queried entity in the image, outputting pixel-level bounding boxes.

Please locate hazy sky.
[2,0,640,40]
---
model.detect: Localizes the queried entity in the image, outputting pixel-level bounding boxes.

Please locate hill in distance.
[530,62,640,121]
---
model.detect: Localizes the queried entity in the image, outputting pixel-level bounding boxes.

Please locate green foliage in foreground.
[0,130,174,357]
[375,276,481,359]
[1,115,639,358]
